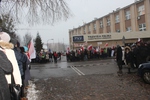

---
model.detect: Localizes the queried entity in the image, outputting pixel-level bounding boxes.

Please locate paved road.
[30,56,137,79]
[30,56,120,79]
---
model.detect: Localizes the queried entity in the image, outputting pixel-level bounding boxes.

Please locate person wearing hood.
[124,46,132,74]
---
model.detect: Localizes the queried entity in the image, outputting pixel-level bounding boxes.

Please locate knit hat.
[0,32,10,43]
[23,46,28,52]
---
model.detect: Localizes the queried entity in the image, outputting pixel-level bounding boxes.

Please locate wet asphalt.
[30,56,119,79]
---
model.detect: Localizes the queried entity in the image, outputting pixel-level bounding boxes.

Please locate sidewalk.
[34,73,150,100]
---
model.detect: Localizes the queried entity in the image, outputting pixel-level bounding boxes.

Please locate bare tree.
[0,0,71,25]
[23,32,32,46]
[0,13,21,41]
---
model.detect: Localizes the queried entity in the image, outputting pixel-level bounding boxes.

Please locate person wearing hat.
[22,46,31,89]
[124,46,132,74]
[11,39,29,99]
[19,46,30,100]
[0,32,22,99]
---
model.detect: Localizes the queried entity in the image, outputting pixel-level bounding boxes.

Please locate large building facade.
[69,0,150,49]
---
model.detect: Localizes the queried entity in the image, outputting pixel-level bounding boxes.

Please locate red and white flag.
[80,45,84,51]
[105,43,108,47]
[27,38,36,61]
[87,45,92,50]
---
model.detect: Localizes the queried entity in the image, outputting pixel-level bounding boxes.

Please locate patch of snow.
[27,81,40,100]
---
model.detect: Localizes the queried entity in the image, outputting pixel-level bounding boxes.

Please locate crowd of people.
[66,40,150,75]
[66,47,115,62]
[116,40,150,75]
[33,50,62,63]
[0,32,31,100]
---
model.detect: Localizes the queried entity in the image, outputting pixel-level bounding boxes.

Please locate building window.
[94,23,96,30]
[107,18,110,26]
[115,15,119,23]
[138,5,145,16]
[88,25,90,32]
[139,23,146,31]
[100,21,103,28]
[116,29,120,33]
[126,27,132,32]
[125,11,130,20]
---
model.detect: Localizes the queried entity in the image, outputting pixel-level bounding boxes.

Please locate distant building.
[47,43,66,52]
[69,0,150,49]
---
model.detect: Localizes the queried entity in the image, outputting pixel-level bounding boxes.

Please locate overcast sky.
[16,0,135,46]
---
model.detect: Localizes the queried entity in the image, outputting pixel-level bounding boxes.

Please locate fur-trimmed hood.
[0,41,14,49]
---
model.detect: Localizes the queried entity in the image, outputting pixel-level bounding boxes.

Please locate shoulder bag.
[9,73,21,100]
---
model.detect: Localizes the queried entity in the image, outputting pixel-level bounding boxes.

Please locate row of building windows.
[70,5,146,35]
[71,23,146,35]
[115,23,146,33]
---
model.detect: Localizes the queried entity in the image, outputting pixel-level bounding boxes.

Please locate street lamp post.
[47,39,54,51]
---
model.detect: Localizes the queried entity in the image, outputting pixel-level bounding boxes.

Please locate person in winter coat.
[53,51,58,63]
[134,41,148,68]
[11,39,24,76]
[23,46,31,88]
[116,45,123,74]
[124,46,132,74]
[0,50,13,100]
[49,52,53,62]
[84,49,88,61]
[20,47,30,98]
[1,32,25,100]
[0,32,22,86]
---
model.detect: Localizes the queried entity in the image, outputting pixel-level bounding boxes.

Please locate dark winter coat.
[116,46,122,62]
[134,45,148,66]
[0,50,13,100]
[125,51,132,64]
[13,47,26,76]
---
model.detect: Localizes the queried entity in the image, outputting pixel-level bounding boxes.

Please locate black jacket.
[116,46,122,62]
[125,51,132,64]
[0,50,13,100]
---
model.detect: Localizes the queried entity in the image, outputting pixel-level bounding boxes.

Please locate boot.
[21,97,28,100]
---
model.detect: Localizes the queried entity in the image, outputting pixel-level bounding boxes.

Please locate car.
[138,62,150,84]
